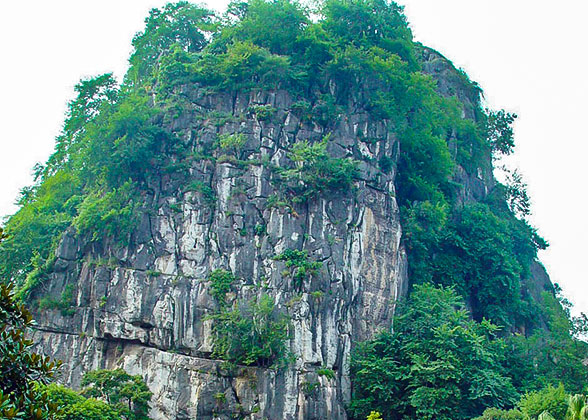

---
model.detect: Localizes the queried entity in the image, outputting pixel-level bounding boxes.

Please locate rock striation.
[30,48,544,419]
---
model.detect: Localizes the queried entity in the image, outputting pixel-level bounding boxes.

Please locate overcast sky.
[1,0,586,314]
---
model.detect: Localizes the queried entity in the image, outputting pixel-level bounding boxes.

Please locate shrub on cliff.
[207,294,291,368]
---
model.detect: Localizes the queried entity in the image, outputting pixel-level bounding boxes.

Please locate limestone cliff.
[31,84,409,419]
[27,39,548,420]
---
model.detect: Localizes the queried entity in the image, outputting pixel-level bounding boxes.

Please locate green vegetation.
[403,201,546,327]
[249,104,276,121]
[38,284,77,316]
[349,285,518,420]
[184,181,216,207]
[207,294,290,368]
[475,385,588,420]
[275,136,359,202]
[505,289,588,393]
[208,269,235,307]
[0,75,170,291]
[349,283,588,420]
[273,249,322,289]
[205,269,290,368]
[1,0,586,417]
[218,133,247,154]
[0,277,61,419]
[317,368,336,380]
[80,369,152,420]
[42,368,152,420]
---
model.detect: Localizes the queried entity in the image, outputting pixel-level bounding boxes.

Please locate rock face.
[30,48,519,419]
[31,80,410,418]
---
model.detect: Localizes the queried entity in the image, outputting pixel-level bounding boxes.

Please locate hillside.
[0,1,586,419]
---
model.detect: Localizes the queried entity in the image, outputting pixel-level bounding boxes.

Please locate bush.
[219,133,247,154]
[276,135,358,202]
[273,249,322,290]
[517,385,568,420]
[348,284,518,420]
[38,283,77,316]
[208,269,236,307]
[73,182,138,245]
[473,407,524,420]
[207,294,290,368]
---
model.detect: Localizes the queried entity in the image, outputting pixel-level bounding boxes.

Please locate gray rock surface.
[31,81,409,419]
[30,49,539,419]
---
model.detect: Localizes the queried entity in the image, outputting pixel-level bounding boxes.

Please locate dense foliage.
[0,231,61,419]
[403,200,546,327]
[42,369,152,420]
[0,0,544,329]
[206,270,291,367]
[80,369,152,420]
[207,293,291,368]
[276,136,359,202]
[349,285,518,420]
[273,249,322,290]
[475,385,588,420]
[350,285,588,420]
[505,290,588,394]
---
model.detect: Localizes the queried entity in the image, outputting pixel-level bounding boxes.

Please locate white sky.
[0,0,586,314]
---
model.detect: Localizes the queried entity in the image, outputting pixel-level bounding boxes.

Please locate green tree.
[277,136,358,202]
[60,398,122,420]
[81,369,152,420]
[128,2,215,83]
[228,0,309,56]
[506,291,588,394]
[349,285,518,420]
[487,109,517,156]
[0,231,61,419]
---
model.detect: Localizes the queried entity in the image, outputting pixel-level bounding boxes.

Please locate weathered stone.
[30,50,536,420]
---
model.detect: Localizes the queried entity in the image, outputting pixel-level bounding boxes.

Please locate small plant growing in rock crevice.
[274,134,359,203]
[219,133,247,156]
[273,249,322,290]
[208,269,236,307]
[317,368,336,381]
[184,181,216,208]
[38,283,77,316]
[249,104,276,121]
[206,294,290,368]
[214,392,227,405]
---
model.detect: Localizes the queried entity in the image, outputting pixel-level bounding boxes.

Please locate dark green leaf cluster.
[404,201,543,327]
[0,280,61,419]
[349,285,518,420]
[80,369,152,420]
[487,109,517,156]
[505,291,588,394]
